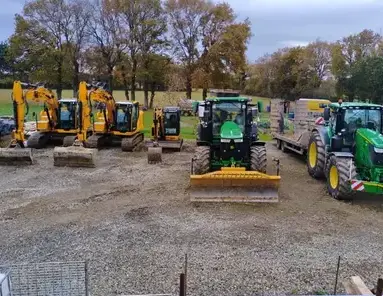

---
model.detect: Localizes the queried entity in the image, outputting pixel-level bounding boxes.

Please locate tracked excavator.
[0,81,92,165]
[147,107,183,163]
[84,83,144,151]
[189,90,280,203]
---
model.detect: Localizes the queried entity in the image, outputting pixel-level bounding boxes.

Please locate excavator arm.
[11,81,59,146]
[76,81,93,142]
[88,85,116,132]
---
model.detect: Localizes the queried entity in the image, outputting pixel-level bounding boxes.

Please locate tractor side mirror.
[323,107,330,121]
[32,111,36,118]
[198,105,205,118]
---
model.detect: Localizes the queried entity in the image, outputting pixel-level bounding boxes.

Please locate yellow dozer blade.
[0,148,33,165]
[190,167,280,203]
[53,146,97,167]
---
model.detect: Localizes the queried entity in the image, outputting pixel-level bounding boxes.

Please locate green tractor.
[307,100,383,199]
[190,91,280,203]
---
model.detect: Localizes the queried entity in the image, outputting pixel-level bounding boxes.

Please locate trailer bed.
[273,132,309,155]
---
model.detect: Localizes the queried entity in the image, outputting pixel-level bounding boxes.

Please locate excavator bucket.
[190,167,280,203]
[146,139,183,150]
[53,146,97,168]
[147,146,162,164]
[0,148,33,165]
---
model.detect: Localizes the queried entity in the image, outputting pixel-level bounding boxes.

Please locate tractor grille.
[220,141,245,162]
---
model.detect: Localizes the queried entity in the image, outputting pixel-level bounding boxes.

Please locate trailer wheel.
[276,139,282,150]
[326,156,357,200]
[307,131,325,179]
[281,141,287,153]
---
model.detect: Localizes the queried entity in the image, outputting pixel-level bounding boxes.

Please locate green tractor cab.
[190,93,280,203]
[307,101,383,199]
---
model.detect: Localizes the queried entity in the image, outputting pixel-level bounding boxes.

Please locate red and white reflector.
[315,117,324,125]
[351,180,365,191]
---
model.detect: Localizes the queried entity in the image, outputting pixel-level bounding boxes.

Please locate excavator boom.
[0,81,34,165]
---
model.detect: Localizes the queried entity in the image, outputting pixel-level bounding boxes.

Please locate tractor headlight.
[221,139,230,143]
[374,147,383,153]
[234,139,243,143]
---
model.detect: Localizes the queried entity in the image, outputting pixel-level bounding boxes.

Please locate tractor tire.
[307,131,325,179]
[250,146,267,174]
[192,146,210,175]
[326,156,357,200]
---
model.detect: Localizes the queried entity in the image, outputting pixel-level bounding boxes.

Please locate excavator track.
[121,132,144,151]
[85,134,104,149]
[62,135,77,147]
[27,132,48,149]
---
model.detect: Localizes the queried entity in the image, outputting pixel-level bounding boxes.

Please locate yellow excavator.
[84,82,145,150]
[0,81,94,165]
[147,107,183,163]
[52,81,96,167]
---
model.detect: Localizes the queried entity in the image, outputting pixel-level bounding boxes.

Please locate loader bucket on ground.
[53,146,97,167]
[190,167,280,203]
[0,148,33,165]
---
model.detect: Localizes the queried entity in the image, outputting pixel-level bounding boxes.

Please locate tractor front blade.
[189,167,280,203]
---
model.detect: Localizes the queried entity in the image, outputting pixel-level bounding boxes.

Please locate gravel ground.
[1,141,383,295]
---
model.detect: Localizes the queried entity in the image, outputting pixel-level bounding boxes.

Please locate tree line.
[245,29,383,104]
[0,0,251,108]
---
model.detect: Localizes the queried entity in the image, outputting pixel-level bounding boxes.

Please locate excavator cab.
[57,99,77,130]
[147,106,183,164]
[163,107,181,138]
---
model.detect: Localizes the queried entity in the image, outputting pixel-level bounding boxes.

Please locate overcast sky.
[1,0,383,62]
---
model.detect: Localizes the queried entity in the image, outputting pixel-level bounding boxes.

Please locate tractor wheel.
[307,131,325,179]
[192,146,210,175]
[326,156,357,200]
[250,146,267,173]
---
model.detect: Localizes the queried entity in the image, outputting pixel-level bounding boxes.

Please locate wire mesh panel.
[0,261,88,296]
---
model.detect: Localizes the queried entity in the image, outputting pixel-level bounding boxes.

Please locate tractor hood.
[220,121,243,140]
[357,128,383,149]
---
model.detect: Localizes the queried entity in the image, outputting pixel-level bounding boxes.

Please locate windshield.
[212,102,245,135]
[343,108,382,133]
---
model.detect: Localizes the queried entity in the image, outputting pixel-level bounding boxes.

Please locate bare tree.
[165,0,208,99]
[65,0,91,95]
[306,39,332,83]
[88,0,126,93]
[119,0,167,103]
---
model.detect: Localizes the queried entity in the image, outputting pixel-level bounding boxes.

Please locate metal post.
[85,261,89,296]
[184,254,188,296]
[179,273,185,296]
[376,278,383,296]
[333,256,341,295]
